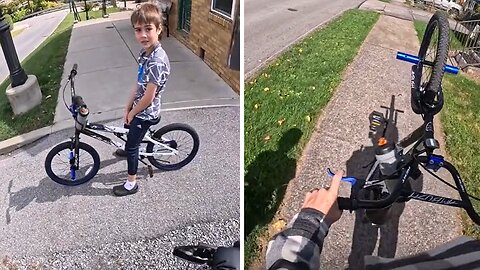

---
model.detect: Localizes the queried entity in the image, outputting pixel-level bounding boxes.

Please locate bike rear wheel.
[147,123,200,171]
[417,11,449,94]
[45,141,100,185]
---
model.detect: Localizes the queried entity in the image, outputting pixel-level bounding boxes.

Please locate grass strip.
[0,14,74,141]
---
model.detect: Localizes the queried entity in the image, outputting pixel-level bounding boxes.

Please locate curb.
[0,100,239,156]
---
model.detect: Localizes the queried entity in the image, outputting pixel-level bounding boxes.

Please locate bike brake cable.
[418,160,480,202]
[62,79,70,110]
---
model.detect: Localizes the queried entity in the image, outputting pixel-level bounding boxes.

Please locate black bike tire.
[45,141,100,186]
[147,123,200,171]
[417,11,449,94]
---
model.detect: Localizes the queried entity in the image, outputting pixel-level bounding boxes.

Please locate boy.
[113,3,170,196]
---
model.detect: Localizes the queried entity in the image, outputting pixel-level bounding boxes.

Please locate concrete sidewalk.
[360,0,460,29]
[269,14,461,269]
[54,10,239,123]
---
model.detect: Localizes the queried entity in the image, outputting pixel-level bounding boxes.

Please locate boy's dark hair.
[131,3,163,38]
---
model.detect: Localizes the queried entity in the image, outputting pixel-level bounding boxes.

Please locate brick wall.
[168,0,240,94]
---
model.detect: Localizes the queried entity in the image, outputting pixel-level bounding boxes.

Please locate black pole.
[0,9,27,88]
[102,0,107,17]
[84,0,89,20]
[124,0,126,8]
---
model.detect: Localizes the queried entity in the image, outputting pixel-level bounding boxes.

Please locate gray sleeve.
[265,208,329,270]
[146,60,169,88]
[364,236,480,270]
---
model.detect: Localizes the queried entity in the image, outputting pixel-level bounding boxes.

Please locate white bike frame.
[78,122,179,157]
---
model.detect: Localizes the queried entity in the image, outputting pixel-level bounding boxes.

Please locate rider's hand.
[126,110,136,125]
[123,108,130,124]
[302,170,344,226]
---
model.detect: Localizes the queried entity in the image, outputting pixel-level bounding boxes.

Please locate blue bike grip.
[327,168,357,186]
[396,52,459,75]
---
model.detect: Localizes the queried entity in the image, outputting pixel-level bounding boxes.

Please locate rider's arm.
[265,208,329,270]
[130,61,169,116]
[266,171,344,270]
[130,82,157,115]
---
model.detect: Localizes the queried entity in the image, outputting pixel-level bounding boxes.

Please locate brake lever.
[327,168,357,186]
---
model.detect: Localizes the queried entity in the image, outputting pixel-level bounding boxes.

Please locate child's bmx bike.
[44,64,200,186]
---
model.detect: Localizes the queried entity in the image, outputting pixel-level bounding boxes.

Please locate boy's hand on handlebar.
[302,170,344,226]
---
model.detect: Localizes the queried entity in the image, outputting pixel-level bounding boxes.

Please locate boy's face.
[133,22,160,50]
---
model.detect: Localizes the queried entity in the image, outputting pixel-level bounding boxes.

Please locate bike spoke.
[50,148,95,182]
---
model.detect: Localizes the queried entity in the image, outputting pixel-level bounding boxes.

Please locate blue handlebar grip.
[396,52,459,75]
[327,168,357,186]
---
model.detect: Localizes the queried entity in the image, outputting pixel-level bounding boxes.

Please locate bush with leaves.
[12,8,28,22]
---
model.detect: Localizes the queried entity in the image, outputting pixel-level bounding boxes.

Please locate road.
[2,10,68,83]
[0,107,240,269]
[244,0,365,79]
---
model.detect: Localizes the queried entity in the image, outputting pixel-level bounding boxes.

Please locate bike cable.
[61,79,70,110]
[417,160,480,202]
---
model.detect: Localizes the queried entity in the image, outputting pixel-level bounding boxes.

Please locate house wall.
[168,0,240,93]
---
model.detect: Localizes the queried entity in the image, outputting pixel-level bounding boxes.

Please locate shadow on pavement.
[345,95,424,269]
[5,157,160,224]
[244,128,302,237]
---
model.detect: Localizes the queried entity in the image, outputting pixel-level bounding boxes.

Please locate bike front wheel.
[417,11,449,94]
[45,141,100,185]
[147,123,200,171]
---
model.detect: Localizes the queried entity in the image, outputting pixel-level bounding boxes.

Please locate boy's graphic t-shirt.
[134,43,170,120]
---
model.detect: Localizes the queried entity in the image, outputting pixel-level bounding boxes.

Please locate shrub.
[12,8,28,22]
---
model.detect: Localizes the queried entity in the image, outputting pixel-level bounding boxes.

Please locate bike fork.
[69,150,76,180]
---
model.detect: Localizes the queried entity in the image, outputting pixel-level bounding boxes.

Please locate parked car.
[424,0,463,19]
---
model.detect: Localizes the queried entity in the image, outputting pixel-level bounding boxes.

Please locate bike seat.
[150,117,161,125]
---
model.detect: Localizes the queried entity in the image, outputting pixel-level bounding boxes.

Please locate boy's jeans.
[126,117,155,175]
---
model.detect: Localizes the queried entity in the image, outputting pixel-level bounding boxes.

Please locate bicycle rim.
[46,142,100,185]
[147,124,199,170]
[52,150,93,179]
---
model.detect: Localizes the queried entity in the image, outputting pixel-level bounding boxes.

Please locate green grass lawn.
[0,8,123,142]
[414,20,480,238]
[0,14,74,141]
[244,9,379,267]
[413,20,463,50]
